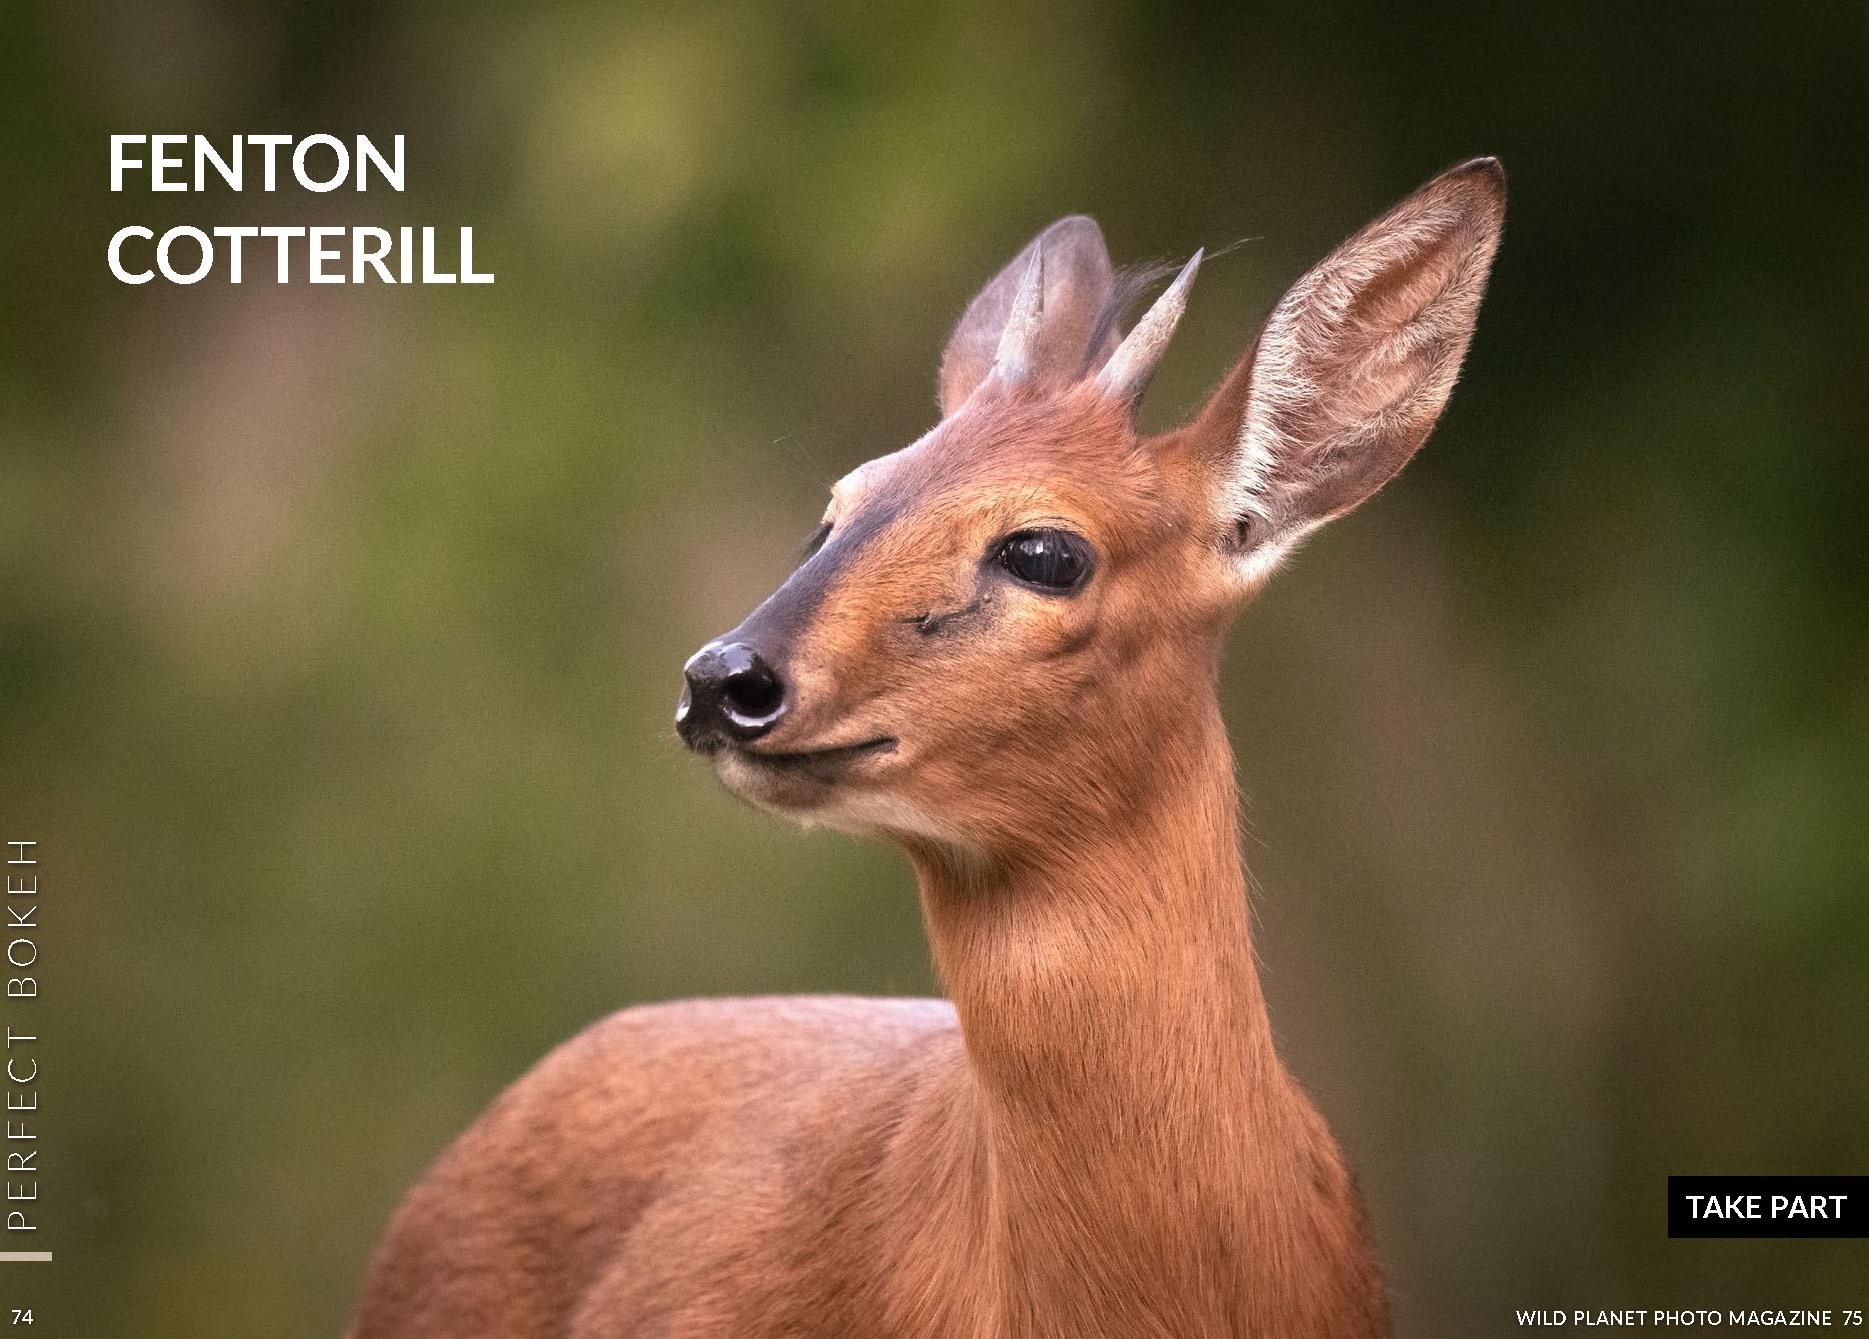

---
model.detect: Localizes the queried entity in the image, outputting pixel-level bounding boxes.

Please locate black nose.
[677,641,789,745]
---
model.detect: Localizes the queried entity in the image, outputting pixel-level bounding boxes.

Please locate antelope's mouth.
[734,736,897,774]
[712,734,899,811]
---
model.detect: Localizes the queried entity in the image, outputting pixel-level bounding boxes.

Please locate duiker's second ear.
[1190,158,1505,577]
[938,216,1117,416]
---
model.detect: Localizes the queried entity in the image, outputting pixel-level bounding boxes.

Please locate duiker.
[350,158,1505,1338]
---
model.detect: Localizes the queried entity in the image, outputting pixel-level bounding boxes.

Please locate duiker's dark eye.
[998,529,1092,591]
[801,522,831,559]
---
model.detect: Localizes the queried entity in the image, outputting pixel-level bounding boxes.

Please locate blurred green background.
[3,0,1865,1333]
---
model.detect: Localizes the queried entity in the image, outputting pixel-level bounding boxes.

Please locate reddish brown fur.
[349,161,1505,1338]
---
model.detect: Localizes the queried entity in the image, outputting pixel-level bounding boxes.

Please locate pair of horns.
[990,243,1204,404]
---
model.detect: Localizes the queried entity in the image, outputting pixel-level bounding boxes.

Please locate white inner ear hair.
[1218,268,1330,590]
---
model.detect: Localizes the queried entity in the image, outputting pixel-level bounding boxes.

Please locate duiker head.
[678,160,1505,861]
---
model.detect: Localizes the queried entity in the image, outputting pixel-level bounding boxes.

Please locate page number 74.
[8,1312,29,1326]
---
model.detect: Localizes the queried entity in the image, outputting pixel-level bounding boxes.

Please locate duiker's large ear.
[938,216,1117,415]
[1191,159,1505,581]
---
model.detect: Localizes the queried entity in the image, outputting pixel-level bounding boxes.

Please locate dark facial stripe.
[726,497,904,656]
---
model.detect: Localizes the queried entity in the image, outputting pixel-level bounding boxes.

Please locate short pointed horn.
[990,243,1045,385]
[1097,249,1203,404]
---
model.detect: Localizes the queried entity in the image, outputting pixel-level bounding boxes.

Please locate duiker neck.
[905,689,1363,1332]
[912,687,1275,1104]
